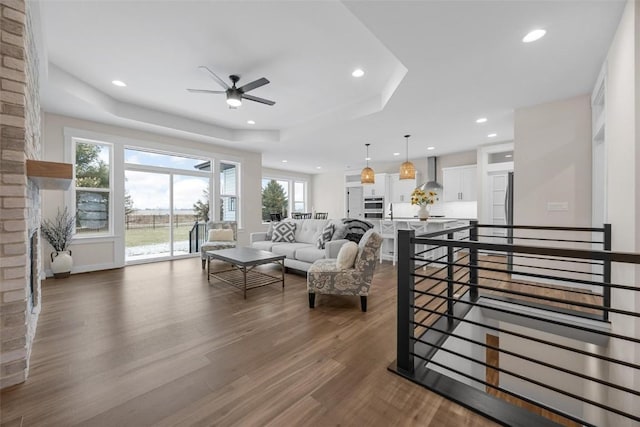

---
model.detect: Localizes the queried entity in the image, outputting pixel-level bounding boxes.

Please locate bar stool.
[406,221,431,269]
[379,220,397,265]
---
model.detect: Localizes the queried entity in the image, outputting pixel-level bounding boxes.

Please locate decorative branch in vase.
[410,188,438,221]
[41,207,75,278]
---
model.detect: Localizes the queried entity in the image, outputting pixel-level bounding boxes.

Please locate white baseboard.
[44,262,122,278]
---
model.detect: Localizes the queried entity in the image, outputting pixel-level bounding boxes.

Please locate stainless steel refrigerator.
[506,171,514,271]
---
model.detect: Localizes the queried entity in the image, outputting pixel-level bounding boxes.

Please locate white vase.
[418,205,430,221]
[51,251,72,278]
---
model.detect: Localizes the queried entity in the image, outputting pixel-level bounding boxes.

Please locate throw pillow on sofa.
[330,219,348,240]
[316,223,335,249]
[342,218,374,243]
[265,221,279,240]
[336,241,359,270]
[208,229,234,241]
[272,221,296,243]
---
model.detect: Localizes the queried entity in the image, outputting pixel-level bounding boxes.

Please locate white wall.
[42,113,263,273]
[602,0,639,424]
[513,95,592,228]
[312,172,345,219]
[426,307,491,389]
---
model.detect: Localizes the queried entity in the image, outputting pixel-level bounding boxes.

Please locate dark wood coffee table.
[206,247,285,299]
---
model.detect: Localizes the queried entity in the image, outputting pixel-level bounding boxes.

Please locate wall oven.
[364,197,384,219]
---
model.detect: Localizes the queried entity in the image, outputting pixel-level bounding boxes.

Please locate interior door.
[489,172,508,239]
[346,186,363,219]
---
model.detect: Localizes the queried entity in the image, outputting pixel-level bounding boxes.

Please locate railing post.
[447,232,454,324]
[397,229,415,375]
[195,221,200,252]
[603,223,611,321]
[469,220,479,301]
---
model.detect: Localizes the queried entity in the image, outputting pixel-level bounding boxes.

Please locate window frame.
[219,160,240,223]
[261,175,308,222]
[72,137,114,238]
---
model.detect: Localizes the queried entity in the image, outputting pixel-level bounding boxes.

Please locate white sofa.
[249,219,349,272]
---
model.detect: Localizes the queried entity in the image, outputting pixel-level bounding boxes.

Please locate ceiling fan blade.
[238,77,269,93]
[242,94,276,106]
[187,88,225,94]
[198,66,230,90]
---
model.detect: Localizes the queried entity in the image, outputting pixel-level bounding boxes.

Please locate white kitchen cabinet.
[388,172,421,203]
[443,165,477,202]
[363,173,387,197]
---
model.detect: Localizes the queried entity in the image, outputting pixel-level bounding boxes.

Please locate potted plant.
[41,207,75,278]
[410,188,438,221]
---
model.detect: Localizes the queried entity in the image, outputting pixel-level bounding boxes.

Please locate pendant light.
[399,134,416,180]
[361,143,375,184]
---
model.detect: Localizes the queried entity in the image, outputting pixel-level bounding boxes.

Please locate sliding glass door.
[124,148,212,263]
[172,174,209,256]
[125,170,171,261]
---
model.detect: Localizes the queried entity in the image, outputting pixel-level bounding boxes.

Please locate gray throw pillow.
[265,221,278,240]
[316,223,335,249]
[272,222,296,243]
[330,220,348,240]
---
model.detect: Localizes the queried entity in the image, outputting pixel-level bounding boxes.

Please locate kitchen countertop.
[376,218,457,224]
[381,217,475,221]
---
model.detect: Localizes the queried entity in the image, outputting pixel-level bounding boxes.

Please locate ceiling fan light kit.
[187,66,275,108]
[361,143,375,184]
[399,134,416,180]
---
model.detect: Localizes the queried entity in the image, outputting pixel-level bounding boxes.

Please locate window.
[220,162,238,222]
[124,148,212,261]
[74,139,112,235]
[261,177,307,221]
[294,181,306,212]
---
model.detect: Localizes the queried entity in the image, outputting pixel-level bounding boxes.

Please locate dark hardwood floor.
[1,258,497,427]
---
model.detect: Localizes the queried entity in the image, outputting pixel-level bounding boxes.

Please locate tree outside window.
[261,180,288,221]
[75,141,111,234]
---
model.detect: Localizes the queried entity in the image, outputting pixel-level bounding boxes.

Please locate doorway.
[346,186,363,219]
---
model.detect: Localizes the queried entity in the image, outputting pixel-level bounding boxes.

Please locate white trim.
[63,126,245,266]
[71,138,115,238]
[45,262,120,277]
[63,127,245,164]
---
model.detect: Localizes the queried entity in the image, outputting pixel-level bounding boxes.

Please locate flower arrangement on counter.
[410,188,438,206]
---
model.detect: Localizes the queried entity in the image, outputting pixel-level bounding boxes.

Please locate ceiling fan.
[187,66,275,108]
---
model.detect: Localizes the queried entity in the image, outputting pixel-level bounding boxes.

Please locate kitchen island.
[368,218,463,264]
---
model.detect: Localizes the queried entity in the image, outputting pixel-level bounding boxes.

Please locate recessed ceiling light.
[282,160,288,163]
[316,166,322,169]
[393,152,400,156]
[505,154,513,158]
[476,117,487,124]
[427,146,435,151]
[247,120,255,125]
[488,133,497,138]
[111,80,127,87]
[352,68,365,78]
[365,157,371,161]
[522,29,546,43]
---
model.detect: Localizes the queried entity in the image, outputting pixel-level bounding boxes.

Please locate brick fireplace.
[0,0,43,389]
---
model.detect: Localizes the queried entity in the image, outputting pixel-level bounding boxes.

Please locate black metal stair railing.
[188,221,207,253]
[390,222,640,427]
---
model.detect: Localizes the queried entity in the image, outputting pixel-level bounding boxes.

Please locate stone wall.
[0,0,42,389]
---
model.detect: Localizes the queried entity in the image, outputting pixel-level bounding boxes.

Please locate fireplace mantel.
[26,160,73,190]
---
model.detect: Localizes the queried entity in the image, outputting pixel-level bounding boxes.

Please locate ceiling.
[35,0,626,174]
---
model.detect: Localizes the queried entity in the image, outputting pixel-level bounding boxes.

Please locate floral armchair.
[307,229,383,312]
[200,221,237,269]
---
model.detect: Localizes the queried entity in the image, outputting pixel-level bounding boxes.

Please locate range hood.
[418,156,442,190]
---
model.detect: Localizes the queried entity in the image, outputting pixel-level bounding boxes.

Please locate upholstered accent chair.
[307,229,383,312]
[200,221,237,269]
